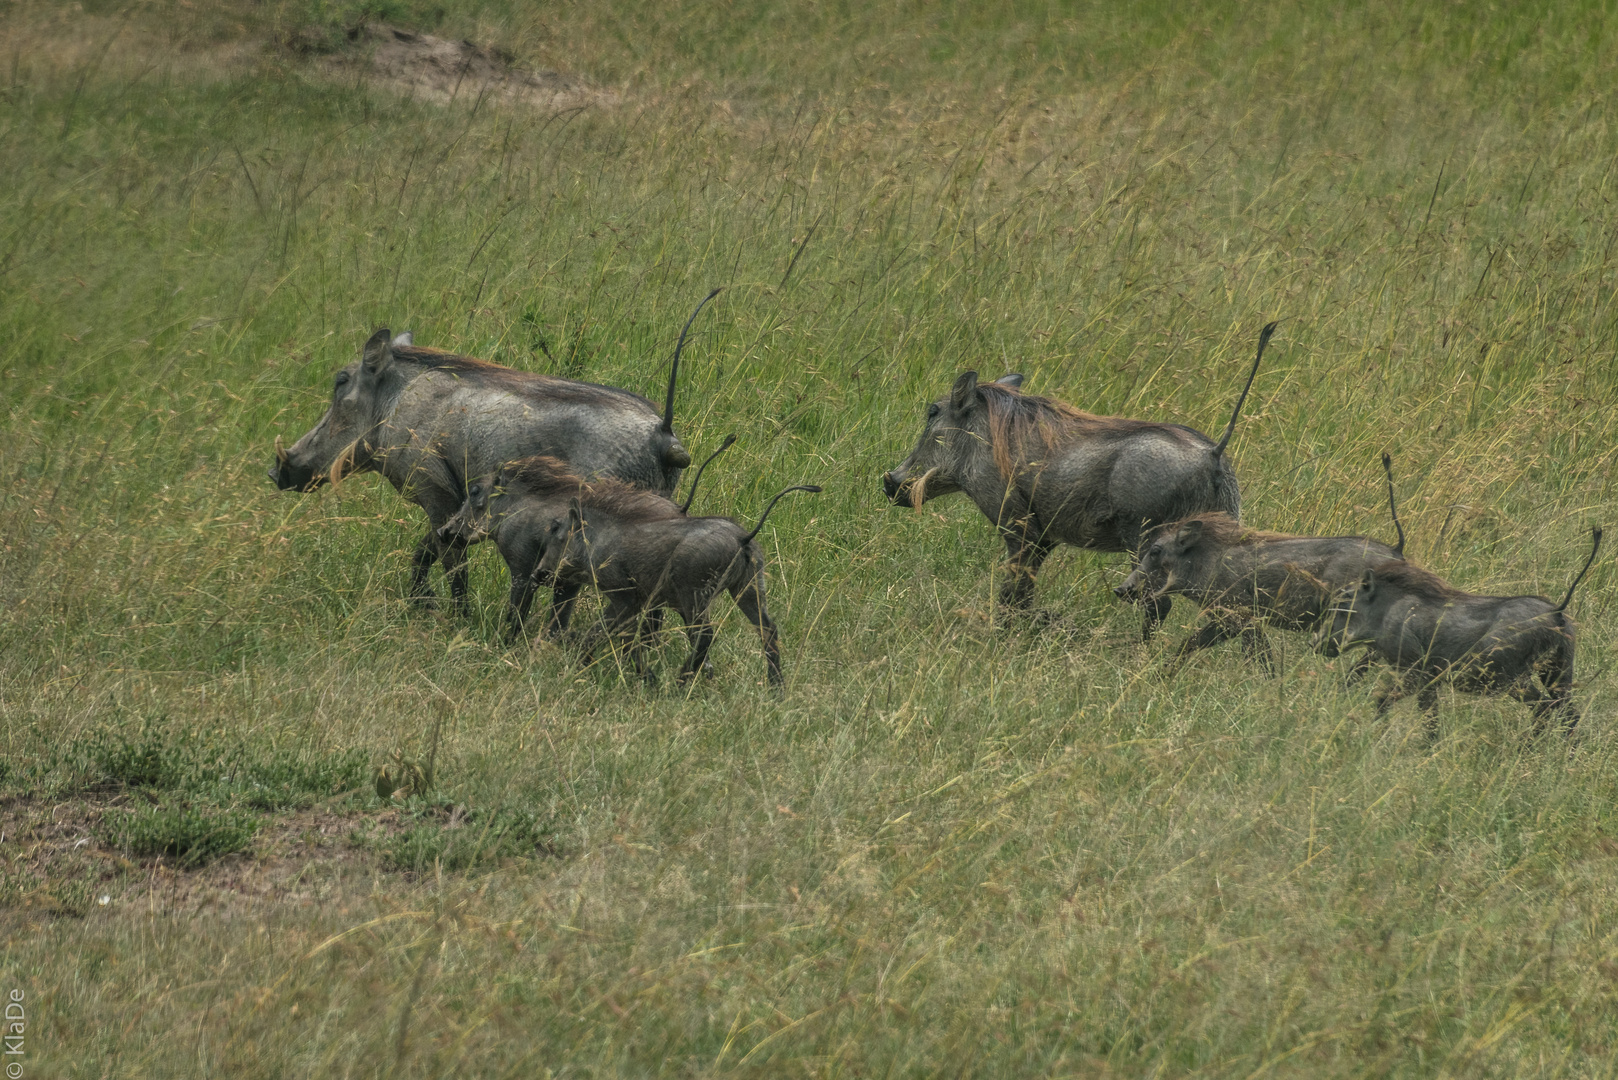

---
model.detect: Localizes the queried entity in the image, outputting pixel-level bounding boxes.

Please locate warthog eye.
[469,484,481,497]
[927,403,940,420]
[335,372,350,388]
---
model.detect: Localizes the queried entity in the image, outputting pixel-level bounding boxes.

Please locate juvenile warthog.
[883,323,1276,636]
[269,291,719,608]
[1115,453,1406,670]
[1314,527,1602,738]
[440,438,737,639]
[535,483,823,688]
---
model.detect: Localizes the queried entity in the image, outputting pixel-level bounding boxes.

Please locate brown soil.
[0,794,419,922]
[300,23,618,111]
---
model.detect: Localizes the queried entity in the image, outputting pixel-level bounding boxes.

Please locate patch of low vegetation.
[379,796,558,872]
[72,724,369,810]
[101,803,261,868]
[0,868,96,918]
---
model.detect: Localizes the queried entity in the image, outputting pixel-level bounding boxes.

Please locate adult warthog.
[1314,526,1602,739]
[882,323,1275,636]
[268,293,717,608]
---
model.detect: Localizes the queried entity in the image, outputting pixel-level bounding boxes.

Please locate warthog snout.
[267,436,319,491]
[882,471,908,506]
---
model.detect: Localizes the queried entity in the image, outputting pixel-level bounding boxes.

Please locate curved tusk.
[911,467,940,513]
[1146,576,1176,603]
[274,434,290,464]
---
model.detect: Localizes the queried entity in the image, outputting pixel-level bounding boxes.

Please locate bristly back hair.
[392,345,652,408]
[577,477,686,523]
[496,455,683,522]
[500,455,586,495]
[498,456,689,524]
[1370,560,1471,602]
[977,382,1093,480]
[1169,512,1298,546]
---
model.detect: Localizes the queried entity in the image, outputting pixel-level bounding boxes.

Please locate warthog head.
[1313,571,1383,658]
[1113,519,1203,604]
[269,328,408,492]
[882,371,1024,508]
[534,500,585,582]
[438,470,501,544]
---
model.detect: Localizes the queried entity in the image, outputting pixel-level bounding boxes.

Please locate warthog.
[1115,453,1406,671]
[269,291,720,608]
[883,323,1276,636]
[439,437,737,639]
[534,483,823,687]
[1314,526,1602,738]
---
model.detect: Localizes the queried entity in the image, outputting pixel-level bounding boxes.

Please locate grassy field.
[3,0,1618,1074]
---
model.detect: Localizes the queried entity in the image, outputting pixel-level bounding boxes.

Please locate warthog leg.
[578,597,656,686]
[441,535,471,615]
[1239,626,1276,674]
[1372,683,1404,719]
[544,579,583,639]
[1416,684,1441,740]
[1522,650,1579,737]
[1140,595,1173,642]
[676,613,719,687]
[408,526,469,613]
[408,530,440,607]
[730,577,782,689]
[1344,653,1375,686]
[1165,614,1241,671]
[506,574,542,642]
[998,535,1053,612]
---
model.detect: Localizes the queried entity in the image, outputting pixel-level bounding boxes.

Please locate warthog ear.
[951,371,980,412]
[1174,519,1205,553]
[1358,569,1376,600]
[994,373,1025,389]
[362,328,394,375]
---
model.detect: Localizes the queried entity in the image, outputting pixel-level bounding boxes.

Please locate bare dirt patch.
[0,794,415,923]
[293,22,618,111]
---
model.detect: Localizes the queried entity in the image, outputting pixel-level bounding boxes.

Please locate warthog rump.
[268,292,719,608]
[1116,453,1406,671]
[1314,526,1602,738]
[883,323,1276,636]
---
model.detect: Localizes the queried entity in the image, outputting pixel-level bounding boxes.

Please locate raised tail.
[743,485,824,544]
[1555,525,1603,612]
[1212,320,1278,458]
[679,434,738,513]
[663,287,723,435]
[1382,452,1406,557]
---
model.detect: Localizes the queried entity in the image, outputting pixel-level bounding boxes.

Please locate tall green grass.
[2,0,1616,1074]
